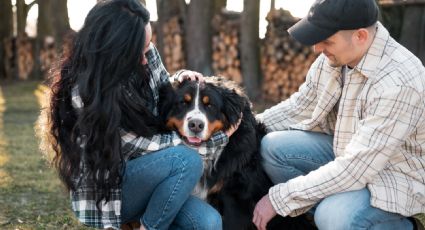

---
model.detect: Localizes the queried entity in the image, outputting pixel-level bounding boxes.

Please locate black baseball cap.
[288,0,379,46]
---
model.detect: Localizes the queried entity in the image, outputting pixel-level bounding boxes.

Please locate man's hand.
[174,69,204,82]
[253,194,277,230]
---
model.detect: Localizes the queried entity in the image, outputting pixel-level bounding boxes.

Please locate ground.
[0,80,423,229]
[0,80,90,229]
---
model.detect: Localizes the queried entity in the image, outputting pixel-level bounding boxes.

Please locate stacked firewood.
[211,11,242,83]
[16,36,34,80]
[3,35,61,80]
[261,9,317,102]
[3,37,15,79]
[40,36,57,77]
[160,17,186,74]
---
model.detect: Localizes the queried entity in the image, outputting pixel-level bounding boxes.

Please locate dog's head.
[159,77,249,146]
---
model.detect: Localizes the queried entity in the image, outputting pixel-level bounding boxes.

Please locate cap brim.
[288,17,336,46]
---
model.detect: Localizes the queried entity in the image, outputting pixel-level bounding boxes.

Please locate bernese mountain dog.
[158,77,316,230]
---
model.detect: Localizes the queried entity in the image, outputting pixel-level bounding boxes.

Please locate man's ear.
[353,28,369,45]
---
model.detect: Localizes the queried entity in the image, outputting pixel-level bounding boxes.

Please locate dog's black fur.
[159,77,316,230]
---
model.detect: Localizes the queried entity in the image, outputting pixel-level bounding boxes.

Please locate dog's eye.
[184,94,192,104]
[205,103,215,109]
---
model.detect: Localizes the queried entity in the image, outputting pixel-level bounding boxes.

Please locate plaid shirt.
[258,22,425,217]
[70,43,228,229]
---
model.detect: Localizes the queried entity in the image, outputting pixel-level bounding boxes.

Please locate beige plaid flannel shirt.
[258,22,425,217]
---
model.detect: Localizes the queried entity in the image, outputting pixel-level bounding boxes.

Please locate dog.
[158,77,316,230]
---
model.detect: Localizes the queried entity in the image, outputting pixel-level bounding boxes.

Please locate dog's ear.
[221,87,246,126]
[158,82,176,122]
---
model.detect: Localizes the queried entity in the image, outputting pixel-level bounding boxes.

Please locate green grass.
[0,80,90,230]
[0,80,423,229]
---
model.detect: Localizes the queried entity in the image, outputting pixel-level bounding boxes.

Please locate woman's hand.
[174,69,204,82]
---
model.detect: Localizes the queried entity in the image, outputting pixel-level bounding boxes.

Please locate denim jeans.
[261,130,413,230]
[121,145,222,230]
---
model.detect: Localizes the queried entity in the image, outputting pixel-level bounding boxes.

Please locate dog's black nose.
[188,119,204,133]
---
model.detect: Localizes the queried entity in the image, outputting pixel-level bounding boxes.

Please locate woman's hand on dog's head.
[174,69,204,83]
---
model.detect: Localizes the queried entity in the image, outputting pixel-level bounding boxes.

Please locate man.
[253,0,425,229]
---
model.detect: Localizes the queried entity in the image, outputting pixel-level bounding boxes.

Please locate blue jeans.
[261,130,413,230]
[121,146,222,230]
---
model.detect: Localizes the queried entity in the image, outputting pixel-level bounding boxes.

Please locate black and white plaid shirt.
[70,43,228,229]
[258,22,425,218]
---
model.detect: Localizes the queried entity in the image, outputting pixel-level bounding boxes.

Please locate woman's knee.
[175,197,222,230]
[171,145,203,177]
[202,207,222,230]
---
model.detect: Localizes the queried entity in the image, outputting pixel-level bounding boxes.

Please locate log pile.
[160,17,186,74]
[3,37,15,79]
[40,36,57,77]
[211,11,242,83]
[261,9,318,102]
[16,35,34,80]
[3,35,61,80]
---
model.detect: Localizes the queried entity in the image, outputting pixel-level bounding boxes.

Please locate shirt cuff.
[268,184,291,217]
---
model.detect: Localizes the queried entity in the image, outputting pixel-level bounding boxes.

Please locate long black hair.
[48,0,153,206]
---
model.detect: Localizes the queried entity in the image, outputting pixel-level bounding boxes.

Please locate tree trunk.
[156,0,186,58]
[16,0,36,36]
[214,0,226,14]
[185,0,214,75]
[30,0,54,79]
[271,0,276,11]
[0,0,14,79]
[50,0,71,51]
[379,5,404,40]
[240,0,261,100]
[0,0,13,42]
[139,0,146,5]
[37,0,54,38]
[399,5,425,64]
[16,0,27,36]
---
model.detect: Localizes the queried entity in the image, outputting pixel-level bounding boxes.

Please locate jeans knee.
[314,200,348,230]
[314,198,357,230]
[314,202,333,229]
[261,132,282,162]
[174,146,203,177]
[202,208,222,230]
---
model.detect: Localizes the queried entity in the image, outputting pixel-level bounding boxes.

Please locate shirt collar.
[353,22,390,79]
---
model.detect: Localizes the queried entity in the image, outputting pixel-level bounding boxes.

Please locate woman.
[45,0,236,229]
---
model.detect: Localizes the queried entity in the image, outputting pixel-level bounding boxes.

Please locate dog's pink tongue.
[187,137,202,143]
